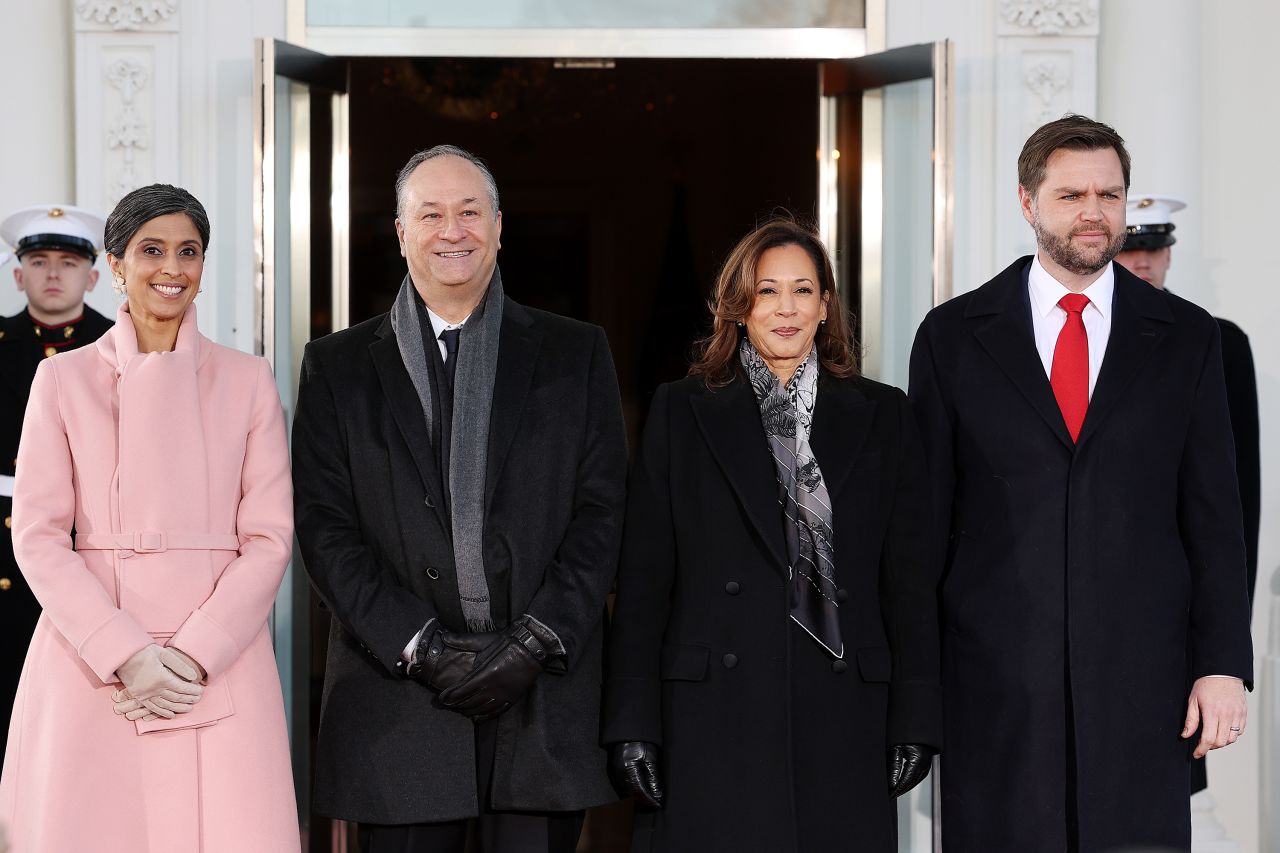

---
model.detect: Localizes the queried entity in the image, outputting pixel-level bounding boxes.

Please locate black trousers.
[358,720,585,853]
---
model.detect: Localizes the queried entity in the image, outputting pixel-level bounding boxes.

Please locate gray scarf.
[740,339,843,658]
[390,269,505,631]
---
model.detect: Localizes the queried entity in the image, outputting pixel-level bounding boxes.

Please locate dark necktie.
[440,328,460,390]
[1050,294,1090,442]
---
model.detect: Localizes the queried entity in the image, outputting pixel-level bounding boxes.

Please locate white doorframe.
[292,25,869,279]
[301,26,866,59]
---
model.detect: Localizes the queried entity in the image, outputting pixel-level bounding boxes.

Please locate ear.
[107,253,122,280]
[394,218,407,258]
[820,289,830,322]
[86,267,99,292]
[1018,184,1036,227]
[14,266,24,291]
[494,210,503,251]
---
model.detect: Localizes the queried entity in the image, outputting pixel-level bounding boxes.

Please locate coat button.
[0,578,11,591]
[832,659,848,674]
[426,567,440,580]
[835,589,848,603]
[3,516,10,529]
[424,494,435,508]
[722,653,738,669]
[725,581,740,595]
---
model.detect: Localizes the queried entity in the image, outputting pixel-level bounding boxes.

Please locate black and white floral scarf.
[740,339,844,659]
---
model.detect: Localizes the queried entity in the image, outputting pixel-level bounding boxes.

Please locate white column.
[993,0,1101,266]
[1097,0,1205,297]
[1263,570,1280,852]
[71,0,181,322]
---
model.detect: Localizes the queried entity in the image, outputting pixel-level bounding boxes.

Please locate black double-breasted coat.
[908,257,1253,852]
[0,305,111,765]
[602,372,942,853]
[292,293,627,823]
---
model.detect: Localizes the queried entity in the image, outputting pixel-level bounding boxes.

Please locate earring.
[820,319,827,326]
[112,276,126,295]
[736,321,745,328]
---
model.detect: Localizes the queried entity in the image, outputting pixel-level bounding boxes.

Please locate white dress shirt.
[423,304,469,361]
[1026,255,1113,397]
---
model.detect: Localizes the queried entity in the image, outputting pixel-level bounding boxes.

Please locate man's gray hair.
[395,144,500,219]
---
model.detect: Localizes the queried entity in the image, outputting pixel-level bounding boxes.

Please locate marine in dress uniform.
[0,205,112,767]
[1114,195,1261,798]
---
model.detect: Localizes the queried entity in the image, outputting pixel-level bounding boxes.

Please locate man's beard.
[1032,214,1126,276]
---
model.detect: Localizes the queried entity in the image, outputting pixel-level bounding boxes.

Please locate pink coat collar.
[95,303,210,372]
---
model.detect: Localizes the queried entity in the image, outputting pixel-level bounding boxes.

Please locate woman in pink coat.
[0,184,300,851]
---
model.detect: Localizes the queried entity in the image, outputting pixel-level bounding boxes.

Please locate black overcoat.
[292,294,627,823]
[0,305,111,765]
[602,372,942,853]
[1216,318,1259,603]
[1192,317,1259,795]
[908,257,1253,852]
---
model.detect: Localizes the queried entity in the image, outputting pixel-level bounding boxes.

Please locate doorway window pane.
[878,77,933,391]
[307,0,863,29]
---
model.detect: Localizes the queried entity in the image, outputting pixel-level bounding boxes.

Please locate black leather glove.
[888,743,936,798]
[436,618,555,721]
[608,741,664,809]
[405,625,500,692]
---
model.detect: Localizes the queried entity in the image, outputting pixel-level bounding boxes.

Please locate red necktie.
[1050,293,1090,442]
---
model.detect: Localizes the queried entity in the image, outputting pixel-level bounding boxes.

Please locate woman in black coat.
[603,219,943,852]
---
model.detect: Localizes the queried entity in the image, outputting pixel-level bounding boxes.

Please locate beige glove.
[164,645,207,682]
[114,644,203,719]
[111,688,158,721]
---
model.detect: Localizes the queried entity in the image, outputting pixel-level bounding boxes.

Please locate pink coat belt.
[75,531,243,554]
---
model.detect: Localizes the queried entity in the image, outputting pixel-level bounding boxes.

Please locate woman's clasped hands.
[111,644,206,722]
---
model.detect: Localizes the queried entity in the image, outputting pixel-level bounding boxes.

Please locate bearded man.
[908,115,1252,852]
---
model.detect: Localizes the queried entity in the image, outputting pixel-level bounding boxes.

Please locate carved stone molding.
[998,0,1099,37]
[104,57,151,202]
[76,1,177,32]
[1023,55,1072,127]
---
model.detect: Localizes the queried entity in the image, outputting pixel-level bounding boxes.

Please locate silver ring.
[1229,727,1242,732]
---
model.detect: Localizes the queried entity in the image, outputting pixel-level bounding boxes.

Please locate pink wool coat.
[0,305,300,852]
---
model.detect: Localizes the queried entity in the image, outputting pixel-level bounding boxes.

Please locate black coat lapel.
[484,300,543,512]
[809,375,876,501]
[369,317,449,531]
[690,377,788,571]
[970,258,1074,450]
[1076,267,1172,448]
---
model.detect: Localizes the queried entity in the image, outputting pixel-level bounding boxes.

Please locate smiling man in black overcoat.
[293,144,627,852]
[909,115,1253,852]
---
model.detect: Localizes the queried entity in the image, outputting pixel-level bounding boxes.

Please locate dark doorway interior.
[347,56,820,432]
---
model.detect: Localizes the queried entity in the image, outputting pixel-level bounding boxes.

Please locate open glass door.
[254,37,349,848]
[820,40,953,853]
[821,41,953,390]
